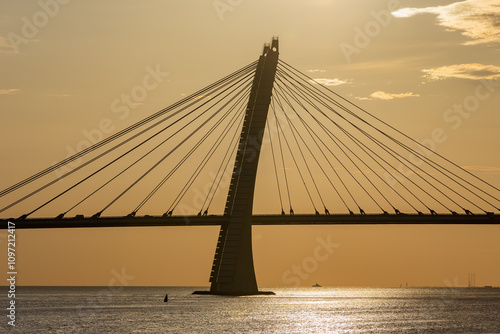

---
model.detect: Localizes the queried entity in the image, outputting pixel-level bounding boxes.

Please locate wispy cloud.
[0,37,11,48]
[309,78,349,86]
[307,69,326,73]
[356,91,420,101]
[392,0,500,45]
[423,63,500,81]
[0,36,15,54]
[0,89,21,95]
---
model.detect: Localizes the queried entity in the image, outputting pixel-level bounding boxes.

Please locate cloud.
[0,36,15,54]
[0,36,41,54]
[307,69,326,73]
[392,0,500,45]
[309,78,349,86]
[0,37,11,48]
[422,63,500,81]
[356,91,420,101]
[0,89,21,95]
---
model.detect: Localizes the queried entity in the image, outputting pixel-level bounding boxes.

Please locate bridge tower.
[207,38,279,295]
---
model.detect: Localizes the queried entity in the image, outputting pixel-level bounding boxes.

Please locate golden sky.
[1,0,499,287]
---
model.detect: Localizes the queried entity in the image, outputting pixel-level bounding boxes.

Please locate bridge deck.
[1,213,499,229]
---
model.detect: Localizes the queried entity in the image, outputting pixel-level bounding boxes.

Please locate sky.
[0,0,499,288]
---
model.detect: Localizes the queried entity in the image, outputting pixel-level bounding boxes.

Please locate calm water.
[2,286,500,333]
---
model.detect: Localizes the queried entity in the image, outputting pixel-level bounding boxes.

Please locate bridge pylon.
[195,38,279,295]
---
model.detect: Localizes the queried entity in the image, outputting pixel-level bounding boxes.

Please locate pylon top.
[262,37,279,56]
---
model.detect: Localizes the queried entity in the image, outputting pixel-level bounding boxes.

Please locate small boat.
[312,283,321,287]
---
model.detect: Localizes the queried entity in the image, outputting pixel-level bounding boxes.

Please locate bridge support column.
[194,38,279,295]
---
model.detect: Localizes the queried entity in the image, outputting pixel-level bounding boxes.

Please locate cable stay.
[163,91,248,216]
[374,135,497,212]
[341,124,482,214]
[280,60,500,199]
[280,70,490,213]
[273,82,362,213]
[273,96,360,214]
[272,92,321,213]
[276,69,454,213]
[99,79,253,217]
[1,64,257,217]
[134,90,249,216]
[273,84,341,214]
[205,144,238,215]
[275,80,397,214]
[277,60,500,212]
[62,88,250,218]
[274,73,390,213]
[2,53,499,219]
[16,71,255,218]
[0,61,258,199]
[274,87,328,214]
[276,89,392,213]
[339,129,446,213]
[199,111,245,216]
[280,64,498,213]
[171,111,244,216]
[265,113,285,214]
[270,100,294,215]
[275,75,432,214]
[273,95,373,214]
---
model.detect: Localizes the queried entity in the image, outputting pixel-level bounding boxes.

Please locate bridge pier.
[194,38,279,296]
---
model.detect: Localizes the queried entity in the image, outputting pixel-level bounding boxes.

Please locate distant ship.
[312,283,321,287]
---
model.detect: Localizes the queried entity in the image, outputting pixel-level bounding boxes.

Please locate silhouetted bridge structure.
[6,213,499,229]
[2,38,499,295]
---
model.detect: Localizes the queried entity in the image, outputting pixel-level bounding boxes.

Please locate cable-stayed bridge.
[1,38,499,295]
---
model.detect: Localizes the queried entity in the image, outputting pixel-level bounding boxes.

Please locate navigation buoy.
[164,294,168,302]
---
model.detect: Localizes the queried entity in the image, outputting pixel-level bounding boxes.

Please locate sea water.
[2,286,500,333]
